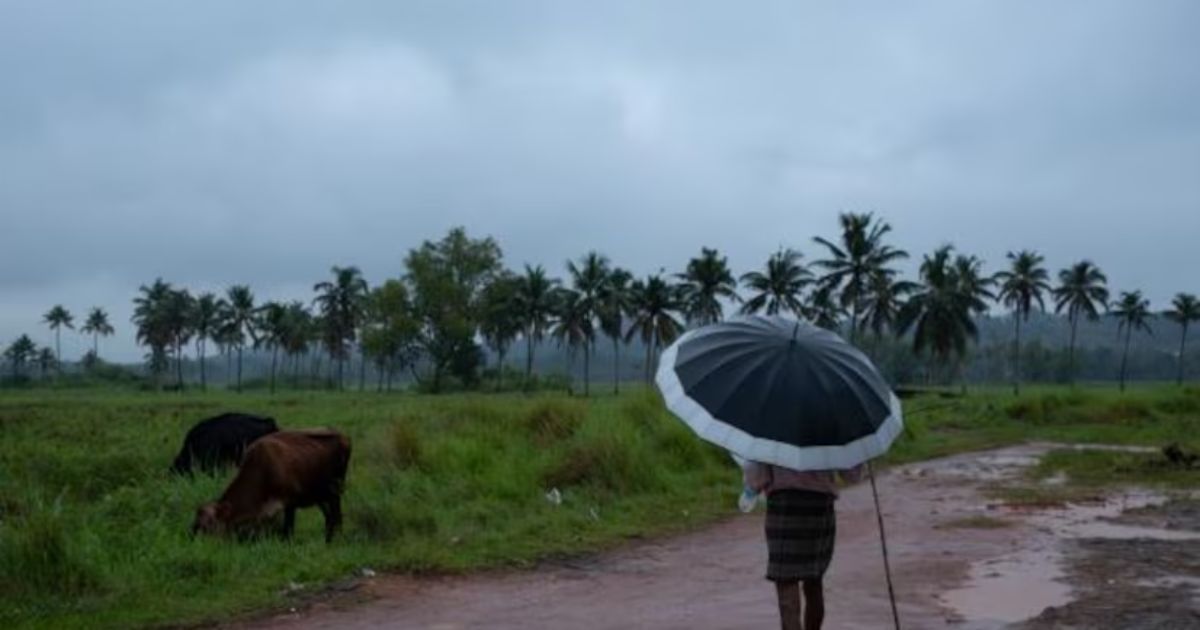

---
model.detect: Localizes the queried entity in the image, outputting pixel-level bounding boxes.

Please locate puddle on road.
[942,490,1197,624]
[940,547,1072,623]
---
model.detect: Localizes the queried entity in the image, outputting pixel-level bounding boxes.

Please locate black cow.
[171,413,278,475]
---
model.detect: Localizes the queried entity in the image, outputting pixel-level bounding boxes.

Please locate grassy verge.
[1,384,1198,628]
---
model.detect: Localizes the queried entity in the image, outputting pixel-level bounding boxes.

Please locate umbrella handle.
[868,461,902,630]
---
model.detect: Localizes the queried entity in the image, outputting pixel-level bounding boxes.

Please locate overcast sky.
[2,1,1198,362]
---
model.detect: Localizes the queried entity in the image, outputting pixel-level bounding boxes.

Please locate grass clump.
[389,420,425,470]
[0,504,104,600]
[522,399,585,443]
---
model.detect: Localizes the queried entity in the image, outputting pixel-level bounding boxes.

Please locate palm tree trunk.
[176,340,185,390]
[849,302,860,344]
[199,339,207,391]
[643,335,653,383]
[270,346,278,394]
[1178,323,1189,386]
[93,332,99,359]
[1012,314,1022,396]
[525,332,535,390]
[583,340,591,397]
[236,345,243,392]
[1067,314,1079,385]
[1119,327,1132,392]
[359,350,366,392]
[497,347,506,392]
[612,335,620,395]
[377,361,385,392]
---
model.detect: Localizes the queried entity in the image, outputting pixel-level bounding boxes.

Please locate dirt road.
[238,444,1199,630]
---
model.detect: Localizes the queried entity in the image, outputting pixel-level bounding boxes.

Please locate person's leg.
[803,578,825,630]
[774,580,803,630]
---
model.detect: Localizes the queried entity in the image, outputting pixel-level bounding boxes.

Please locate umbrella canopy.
[656,315,903,471]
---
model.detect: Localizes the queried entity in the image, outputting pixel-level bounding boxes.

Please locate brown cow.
[191,429,351,542]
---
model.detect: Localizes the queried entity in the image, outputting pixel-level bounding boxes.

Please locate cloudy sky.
[2,1,1198,362]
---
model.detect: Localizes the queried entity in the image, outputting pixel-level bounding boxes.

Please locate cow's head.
[191,501,232,537]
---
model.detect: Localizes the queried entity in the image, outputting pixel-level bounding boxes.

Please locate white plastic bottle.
[738,486,760,513]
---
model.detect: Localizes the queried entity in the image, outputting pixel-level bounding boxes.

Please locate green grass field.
[1,384,1198,629]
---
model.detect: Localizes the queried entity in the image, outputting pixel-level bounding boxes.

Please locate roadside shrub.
[522,399,585,443]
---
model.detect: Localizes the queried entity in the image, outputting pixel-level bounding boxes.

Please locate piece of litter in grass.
[589,507,600,521]
[357,567,376,578]
[545,488,563,506]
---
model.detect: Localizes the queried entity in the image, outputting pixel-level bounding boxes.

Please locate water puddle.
[940,547,1072,623]
[943,489,1197,623]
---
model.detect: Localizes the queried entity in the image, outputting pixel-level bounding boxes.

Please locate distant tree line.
[4,216,1199,393]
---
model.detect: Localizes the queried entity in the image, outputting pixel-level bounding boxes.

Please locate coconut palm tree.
[739,249,812,317]
[1052,261,1109,383]
[189,293,222,391]
[515,264,559,389]
[313,266,369,390]
[567,252,611,396]
[677,247,740,326]
[1110,291,1152,392]
[4,335,37,381]
[897,246,983,384]
[813,212,908,341]
[1165,293,1200,386]
[625,275,684,383]
[132,279,175,388]
[806,284,846,330]
[281,301,314,387]
[598,267,633,394]
[860,270,917,346]
[80,307,114,362]
[224,285,257,392]
[163,288,194,389]
[256,301,288,394]
[42,305,74,372]
[36,346,56,381]
[551,288,593,394]
[953,254,995,316]
[994,250,1051,395]
[480,272,524,390]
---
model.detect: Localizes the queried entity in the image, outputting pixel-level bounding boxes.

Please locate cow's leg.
[281,505,296,540]
[320,497,343,543]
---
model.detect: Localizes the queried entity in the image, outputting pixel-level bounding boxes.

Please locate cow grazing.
[171,412,278,475]
[191,429,351,542]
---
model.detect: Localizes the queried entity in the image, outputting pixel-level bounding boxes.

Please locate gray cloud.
[2,1,1199,361]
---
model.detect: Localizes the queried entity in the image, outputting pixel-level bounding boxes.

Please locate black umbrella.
[656,314,904,629]
[655,315,903,470]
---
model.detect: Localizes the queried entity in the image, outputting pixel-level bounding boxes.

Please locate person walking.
[743,462,864,630]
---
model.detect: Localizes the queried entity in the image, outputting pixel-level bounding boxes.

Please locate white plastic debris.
[357,567,377,578]
[545,488,563,506]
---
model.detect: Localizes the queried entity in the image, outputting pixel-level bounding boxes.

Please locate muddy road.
[237,444,1199,629]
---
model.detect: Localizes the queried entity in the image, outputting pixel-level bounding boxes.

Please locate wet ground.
[235,444,1199,629]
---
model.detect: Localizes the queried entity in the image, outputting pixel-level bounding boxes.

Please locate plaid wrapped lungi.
[764,489,836,582]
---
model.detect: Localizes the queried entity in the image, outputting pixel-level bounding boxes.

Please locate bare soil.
[232,445,1200,629]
